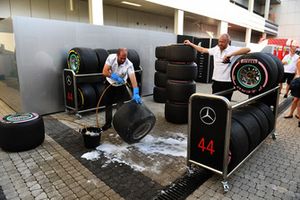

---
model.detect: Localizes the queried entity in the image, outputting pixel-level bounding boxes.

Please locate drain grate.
[277,96,293,115]
[153,168,212,200]
[0,186,6,200]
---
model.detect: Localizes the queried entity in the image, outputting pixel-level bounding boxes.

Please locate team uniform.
[208,45,239,101]
[281,53,299,84]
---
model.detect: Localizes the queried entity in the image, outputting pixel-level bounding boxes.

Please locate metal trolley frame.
[187,86,280,192]
[63,68,143,118]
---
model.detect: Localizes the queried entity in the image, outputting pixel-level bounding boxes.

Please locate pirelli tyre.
[165,44,196,62]
[0,113,45,152]
[155,46,167,59]
[265,53,284,83]
[232,109,262,151]
[113,101,156,144]
[92,82,106,106]
[229,119,249,171]
[155,60,168,73]
[166,80,196,103]
[231,52,278,95]
[77,83,97,110]
[164,101,188,124]
[252,102,275,134]
[127,49,140,70]
[243,105,269,140]
[94,48,109,72]
[154,72,167,88]
[67,47,99,74]
[153,86,166,103]
[167,62,197,81]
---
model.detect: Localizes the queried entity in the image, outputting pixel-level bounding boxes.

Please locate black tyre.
[0,113,45,152]
[107,49,118,54]
[154,72,167,87]
[77,83,97,110]
[231,52,278,95]
[165,101,188,124]
[166,80,196,102]
[243,105,269,140]
[252,102,275,134]
[94,48,109,73]
[265,53,284,83]
[153,86,166,103]
[166,44,196,62]
[127,49,140,70]
[232,109,261,151]
[155,46,167,59]
[113,101,156,144]
[229,119,249,170]
[155,60,168,73]
[167,62,197,81]
[92,82,106,106]
[67,47,99,74]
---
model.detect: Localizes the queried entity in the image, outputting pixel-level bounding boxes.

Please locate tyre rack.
[63,68,143,118]
[187,86,280,192]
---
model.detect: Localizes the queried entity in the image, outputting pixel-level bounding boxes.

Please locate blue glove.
[132,87,142,104]
[110,73,125,85]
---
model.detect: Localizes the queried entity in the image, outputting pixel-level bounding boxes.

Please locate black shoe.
[102,123,112,131]
[298,121,300,128]
[283,94,287,98]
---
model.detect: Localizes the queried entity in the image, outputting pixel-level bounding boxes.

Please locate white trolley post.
[187,86,280,192]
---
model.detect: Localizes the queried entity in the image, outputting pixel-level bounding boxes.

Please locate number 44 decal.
[197,138,215,155]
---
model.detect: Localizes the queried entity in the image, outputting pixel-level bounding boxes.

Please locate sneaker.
[283,94,287,98]
[101,123,112,131]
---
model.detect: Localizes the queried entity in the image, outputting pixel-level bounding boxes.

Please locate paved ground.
[0,83,299,200]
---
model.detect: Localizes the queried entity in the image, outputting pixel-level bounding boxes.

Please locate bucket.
[80,127,102,148]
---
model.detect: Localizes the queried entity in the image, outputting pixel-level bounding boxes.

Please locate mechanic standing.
[184,33,250,101]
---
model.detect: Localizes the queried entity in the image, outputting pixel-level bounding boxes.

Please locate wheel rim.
[132,122,152,140]
[68,51,80,73]
[237,64,262,88]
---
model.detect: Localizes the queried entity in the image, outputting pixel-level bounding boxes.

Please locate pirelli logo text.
[240,59,258,64]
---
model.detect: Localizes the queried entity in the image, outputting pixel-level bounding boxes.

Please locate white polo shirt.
[208,45,239,82]
[282,53,299,73]
[105,54,135,85]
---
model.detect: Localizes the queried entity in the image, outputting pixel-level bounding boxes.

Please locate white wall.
[0,0,89,23]
[272,0,300,42]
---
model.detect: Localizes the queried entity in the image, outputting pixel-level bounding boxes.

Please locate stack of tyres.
[66,47,109,110]
[164,44,197,124]
[153,46,168,103]
[229,102,275,170]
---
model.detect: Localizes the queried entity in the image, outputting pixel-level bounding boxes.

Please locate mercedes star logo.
[66,75,72,86]
[199,107,216,125]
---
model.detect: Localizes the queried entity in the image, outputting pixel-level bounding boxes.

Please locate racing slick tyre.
[0,113,45,152]
[229,119,249,171]
[164,101,188,124]
[231,52,278,95]
[94,48,109,72]
[167,62,197,81]
[155,60,168,73]
[67,47,99,74]
[155,46,167,59]
[166,80,196,103]
[154,72,167,88]
[153,86,166,103]
[232,109,262,151]
[113,101,156,144]
[77,83,97,110]
[166,44,196,62]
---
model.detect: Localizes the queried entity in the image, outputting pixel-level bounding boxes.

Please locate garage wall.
[10,16,176,115]
[0,0,89,23]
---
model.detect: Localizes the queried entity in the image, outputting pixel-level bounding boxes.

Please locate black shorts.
[290,78,300,98]
[280,73,295,84]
